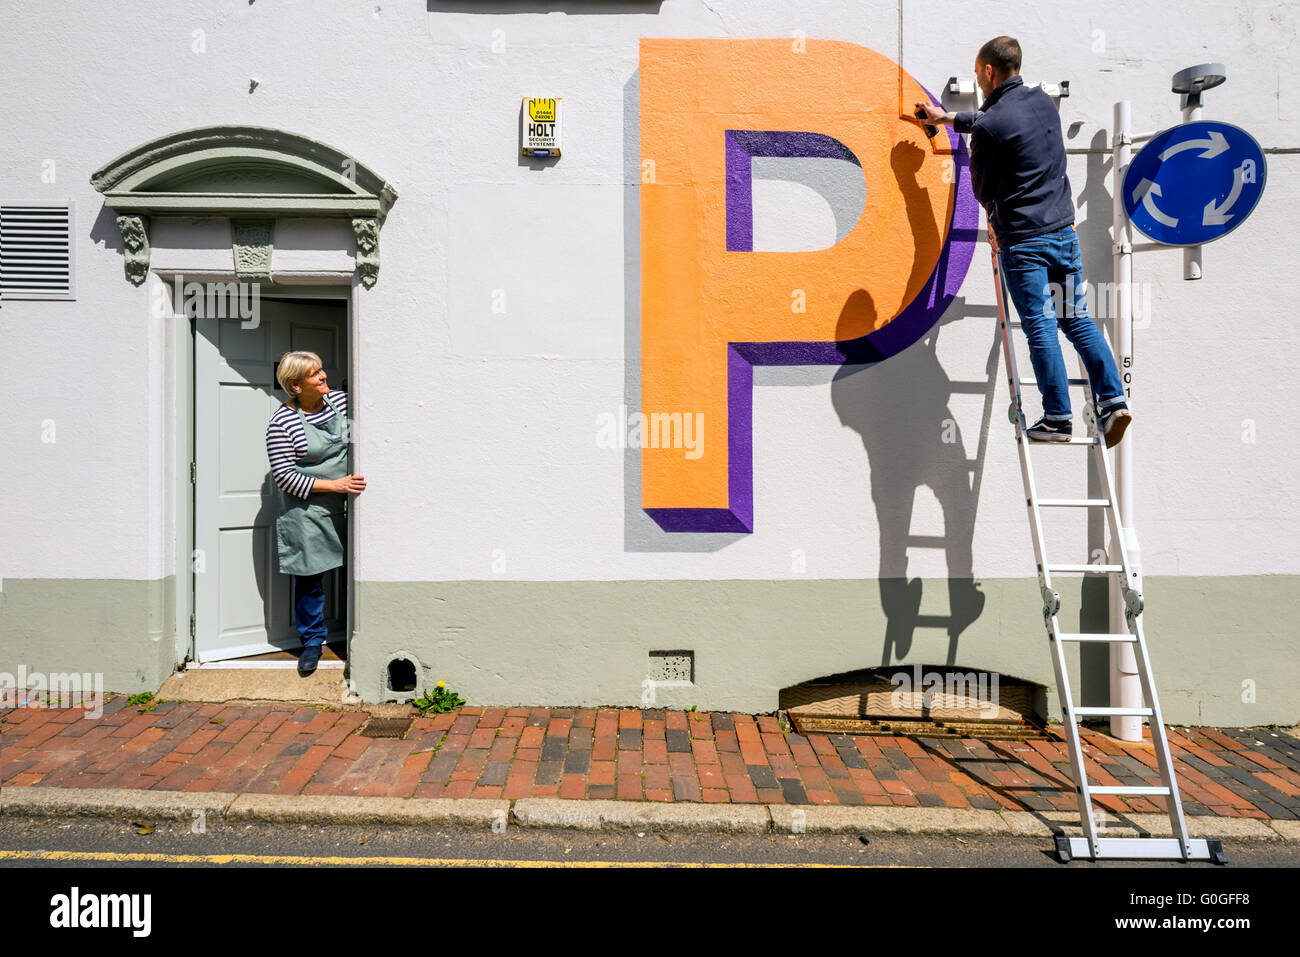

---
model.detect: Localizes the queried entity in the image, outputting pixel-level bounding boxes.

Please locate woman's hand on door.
[336,474,366,495]
[316,474,367,494]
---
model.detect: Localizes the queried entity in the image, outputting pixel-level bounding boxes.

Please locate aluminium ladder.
[990,247,1226,864]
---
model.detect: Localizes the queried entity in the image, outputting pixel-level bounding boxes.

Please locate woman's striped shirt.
[265,391,348,499]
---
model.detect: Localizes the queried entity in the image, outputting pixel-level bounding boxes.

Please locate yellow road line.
[0,849,894,868]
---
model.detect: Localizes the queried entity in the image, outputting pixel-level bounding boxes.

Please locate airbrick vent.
[0,203,74,300]
[648,650,694,683]
[386,657,417,693]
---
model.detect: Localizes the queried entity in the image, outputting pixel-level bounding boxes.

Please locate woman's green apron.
[275,393,349,576]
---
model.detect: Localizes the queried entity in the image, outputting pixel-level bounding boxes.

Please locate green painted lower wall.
[351,576,1300,727]
[0,577,177,696]
[1,575,1295,728]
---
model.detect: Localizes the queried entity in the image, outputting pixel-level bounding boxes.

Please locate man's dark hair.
[977,36,1022,77]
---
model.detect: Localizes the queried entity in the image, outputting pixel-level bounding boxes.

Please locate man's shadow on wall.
[830,140,993,667]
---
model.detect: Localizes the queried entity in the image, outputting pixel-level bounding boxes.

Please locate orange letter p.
[639,38,977,531]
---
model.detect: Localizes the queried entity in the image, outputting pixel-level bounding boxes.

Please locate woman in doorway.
[266,351,366,674]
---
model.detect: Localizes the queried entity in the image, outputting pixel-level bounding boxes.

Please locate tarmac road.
[1,817,1296,868]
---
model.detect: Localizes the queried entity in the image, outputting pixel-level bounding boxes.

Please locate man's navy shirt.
[953,75,1075,246]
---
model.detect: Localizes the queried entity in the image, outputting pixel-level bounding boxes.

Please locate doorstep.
[155,667,357,707]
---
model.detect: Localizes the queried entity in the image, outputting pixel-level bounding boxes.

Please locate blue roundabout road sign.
[1121,120,1266,246]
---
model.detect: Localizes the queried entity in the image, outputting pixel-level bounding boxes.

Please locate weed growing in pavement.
[412,680,466,716]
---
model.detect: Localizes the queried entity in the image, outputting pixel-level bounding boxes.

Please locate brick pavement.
[3,696,1299,820]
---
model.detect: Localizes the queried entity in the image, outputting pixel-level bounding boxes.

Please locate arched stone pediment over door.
[90,125,397,287]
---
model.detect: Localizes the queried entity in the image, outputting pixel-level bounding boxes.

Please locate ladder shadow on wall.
[825,138,1002,668]
[830,292,1002,668]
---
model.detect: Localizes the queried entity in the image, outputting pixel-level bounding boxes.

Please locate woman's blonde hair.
[276,351,322,395]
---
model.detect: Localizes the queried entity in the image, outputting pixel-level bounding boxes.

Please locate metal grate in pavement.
[360,717,413,739]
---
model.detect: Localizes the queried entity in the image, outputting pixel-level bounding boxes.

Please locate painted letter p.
[639,38,977,531]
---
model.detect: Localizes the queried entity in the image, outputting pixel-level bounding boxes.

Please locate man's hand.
[913,102,951,125]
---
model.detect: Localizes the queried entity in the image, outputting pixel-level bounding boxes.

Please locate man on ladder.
[915,38,1224,863]
[917,35,1132,447]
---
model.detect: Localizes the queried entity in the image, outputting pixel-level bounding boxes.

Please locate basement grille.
[788,713,1051,741]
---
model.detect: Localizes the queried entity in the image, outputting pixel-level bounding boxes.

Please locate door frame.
[89,125,394,689]
[161,265,361,680]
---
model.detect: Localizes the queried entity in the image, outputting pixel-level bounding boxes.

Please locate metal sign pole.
[1181,96,1205,279]
[1106,65,1250,742]
[1110,100,1142,742]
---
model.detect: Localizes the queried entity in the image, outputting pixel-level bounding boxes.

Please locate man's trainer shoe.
[1099,403,1132,448]
[1026,416,1072,442]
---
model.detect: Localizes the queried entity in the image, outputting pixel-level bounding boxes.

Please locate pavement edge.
[0,787,1294,842]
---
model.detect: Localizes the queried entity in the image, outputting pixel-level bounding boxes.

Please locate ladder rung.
[1073,706,1154,717]
[1019,377,1088,387]
[1022,436,1101,445]
[1047,563,1123,574]
[1088,786,1172,796]
[1037,498,1111,508]
[1059,633,1137,643]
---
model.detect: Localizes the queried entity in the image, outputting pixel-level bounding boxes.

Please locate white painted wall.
[2,0,1297,588]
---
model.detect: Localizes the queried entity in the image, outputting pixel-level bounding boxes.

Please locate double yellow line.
[0,849,886,868]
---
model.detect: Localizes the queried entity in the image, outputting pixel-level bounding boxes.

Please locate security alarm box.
[521,97,562,158]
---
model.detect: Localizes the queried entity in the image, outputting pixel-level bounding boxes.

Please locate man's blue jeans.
[293,572,327,648]
[998,225,1126,422]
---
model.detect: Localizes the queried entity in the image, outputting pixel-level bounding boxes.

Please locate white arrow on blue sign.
[1121,120,1266,246]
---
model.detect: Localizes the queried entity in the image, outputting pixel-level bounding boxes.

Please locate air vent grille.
[0,203,74,300]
